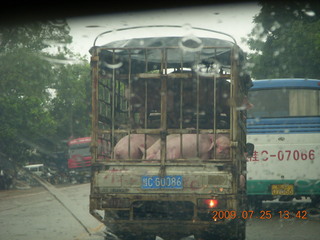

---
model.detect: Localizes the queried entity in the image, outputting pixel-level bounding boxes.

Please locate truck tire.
[198,219,245,240]
[248,196,262,211]
[232,220,246,240]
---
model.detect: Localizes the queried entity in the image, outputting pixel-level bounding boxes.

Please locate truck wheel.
[248,196,262,211]
[105,231,149,240]
[197,232,219,240]
[233,221,246,240]
[223,219,245,240]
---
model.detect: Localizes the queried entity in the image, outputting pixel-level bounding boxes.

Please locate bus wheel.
[311,196,320,208]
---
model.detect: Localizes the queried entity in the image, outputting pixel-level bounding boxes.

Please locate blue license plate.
[141,175,183,189]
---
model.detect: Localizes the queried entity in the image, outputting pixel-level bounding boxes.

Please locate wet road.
[0,183,319,240]
[246,212,320,240]
[0,183,104,240]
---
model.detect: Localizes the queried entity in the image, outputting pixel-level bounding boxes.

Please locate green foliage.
[51,62,91,141]
[246,1,320,79]
[0,19,72,53]
[0,48,57,165]
[0,20,91,169]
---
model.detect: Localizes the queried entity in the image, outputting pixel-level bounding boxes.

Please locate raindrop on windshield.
[192,59,221,77]
[302,9,316,17]
[103,61,123,69]
[178,35,203,53]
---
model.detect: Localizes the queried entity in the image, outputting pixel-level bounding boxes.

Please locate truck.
[89,25,252,240]
[67,137,92,183]
[68,137,111,183]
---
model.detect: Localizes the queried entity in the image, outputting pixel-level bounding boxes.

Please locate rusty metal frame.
[90,44,248,162]
[90,34,249,237]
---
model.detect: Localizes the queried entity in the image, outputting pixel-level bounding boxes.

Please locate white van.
[23,164,45,177]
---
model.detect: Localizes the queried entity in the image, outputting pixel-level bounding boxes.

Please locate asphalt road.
[0,183,104,240]
[0,183,319,240]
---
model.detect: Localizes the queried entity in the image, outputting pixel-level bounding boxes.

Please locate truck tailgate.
[92,164,232,195]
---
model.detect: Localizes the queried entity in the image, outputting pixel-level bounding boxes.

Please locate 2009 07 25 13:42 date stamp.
[211,210,308,220]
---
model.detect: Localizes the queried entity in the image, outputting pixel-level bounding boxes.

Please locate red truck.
[68,137,111,183]
[67,137,92,183]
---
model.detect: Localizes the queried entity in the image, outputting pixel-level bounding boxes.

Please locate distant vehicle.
[67,137,110,183]
[24,164,45,177]
[247,78,320,207]
[67,137,92,183]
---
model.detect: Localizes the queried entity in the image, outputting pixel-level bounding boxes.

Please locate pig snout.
[215,135,230,156]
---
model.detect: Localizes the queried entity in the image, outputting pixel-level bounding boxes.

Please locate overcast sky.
[67,2,261,58]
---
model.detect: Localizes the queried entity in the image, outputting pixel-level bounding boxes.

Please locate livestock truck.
[89,25,252,240]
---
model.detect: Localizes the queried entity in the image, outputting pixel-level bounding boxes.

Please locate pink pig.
[151,134,230,160]
[214,135,230,157]
[142,134,180,160]
[113,134,158,159]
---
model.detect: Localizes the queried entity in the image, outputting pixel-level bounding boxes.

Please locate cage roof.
[92,36,244,72]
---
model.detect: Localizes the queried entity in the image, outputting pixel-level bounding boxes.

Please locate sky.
[67,2,261,59]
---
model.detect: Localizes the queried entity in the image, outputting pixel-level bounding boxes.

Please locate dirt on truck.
[89,25,253,240]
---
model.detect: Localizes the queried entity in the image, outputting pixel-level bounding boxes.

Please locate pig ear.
[138,146,146,158]
[208,135,215,151]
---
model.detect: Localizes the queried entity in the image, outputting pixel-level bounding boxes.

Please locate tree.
[246,1,320,79]
[50,62,91,142]
[0,19,72,53]
[0,19,78,171]
[0,48,58,166]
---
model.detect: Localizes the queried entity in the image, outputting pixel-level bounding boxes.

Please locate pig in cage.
[90,36,249,162]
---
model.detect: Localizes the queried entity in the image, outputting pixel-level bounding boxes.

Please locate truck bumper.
[105,219,243,240]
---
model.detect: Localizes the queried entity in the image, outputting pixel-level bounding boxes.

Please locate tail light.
[197,199,219,209]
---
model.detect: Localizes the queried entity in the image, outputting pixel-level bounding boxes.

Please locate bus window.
[248,88,320,118]
[289,89,320,116]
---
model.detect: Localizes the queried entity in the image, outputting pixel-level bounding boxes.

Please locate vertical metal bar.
[160,76,167,163]
[179,78,183,158]
[231,45,239,154]
[230,45,239,195]
[144,47,148,129]
[103,79,108,158]
[144,79,148,159]
[196,54,200,158]
[111,50,116,160]
[160,48,167,174]
[160,48,167,128]
[213,68,217,159]
[164,48,168,75]
[91,48,99,163]
[128,49,132,159]
[179,49,184,158]
[117,77,120,115]
[179,80,183,129]
[144,48,148,159]
[145,48,148,72]
[144,79,148,129]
